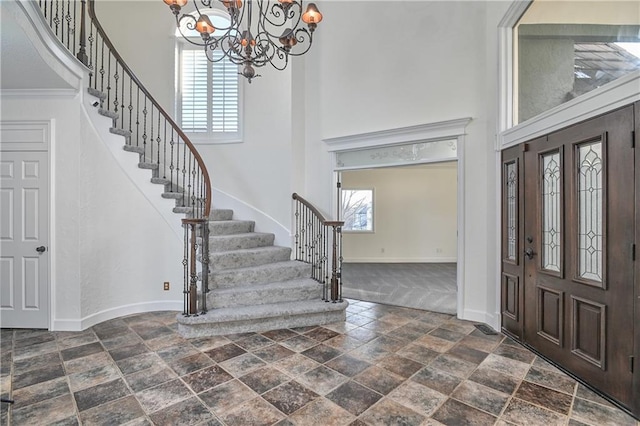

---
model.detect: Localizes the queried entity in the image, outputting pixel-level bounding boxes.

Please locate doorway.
[339,162,458,314]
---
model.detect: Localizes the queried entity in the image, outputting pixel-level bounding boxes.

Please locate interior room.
[1,0,639,424]
[340,163,458,315]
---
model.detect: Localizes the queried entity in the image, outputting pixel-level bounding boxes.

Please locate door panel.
[501,146,525,339]
[522,106,635,409]
[0,151,49,329]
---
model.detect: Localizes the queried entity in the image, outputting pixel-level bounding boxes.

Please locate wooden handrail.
[292,193,344,227]
[87,0,211,217]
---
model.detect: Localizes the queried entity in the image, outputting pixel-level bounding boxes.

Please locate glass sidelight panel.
[577,141,603,282]
[505,161,518,261]
[541,151,561,272]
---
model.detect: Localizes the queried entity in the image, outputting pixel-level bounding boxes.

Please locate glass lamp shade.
[164,0,188,7]
[222,0,242,9]
[302,3,322,24]
[195,15,215,34]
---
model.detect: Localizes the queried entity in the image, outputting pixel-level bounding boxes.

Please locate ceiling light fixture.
[164,0,323,83]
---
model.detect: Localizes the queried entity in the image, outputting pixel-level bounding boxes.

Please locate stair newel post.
[181,218,199,315]
[337,224,343,301]
[330,224,339,302]
[200,220,210,314]
[182,219,189,316]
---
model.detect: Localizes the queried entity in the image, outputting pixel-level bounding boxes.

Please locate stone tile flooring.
[1,299,639,425]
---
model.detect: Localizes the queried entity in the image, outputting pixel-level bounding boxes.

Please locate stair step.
[162,192,185,200]
[210,209,233,221]
[124,144,145,154]
[210,246,291,270]
[209,232,274,252]
[209,220,255,235]
[210,260,310,288]
[110,128,131,138]
[87,87,106,100]
[98,108,118,120]
[208,279,322,309]
[177,299,348,337]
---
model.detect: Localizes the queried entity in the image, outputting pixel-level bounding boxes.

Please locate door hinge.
[632,244,636,261]
[632,130,636,149]
[631,355,635,373]
[337,181,341,189]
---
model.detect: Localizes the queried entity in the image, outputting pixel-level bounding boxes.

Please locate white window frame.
[175,39,244,144]
[341,188,375,233]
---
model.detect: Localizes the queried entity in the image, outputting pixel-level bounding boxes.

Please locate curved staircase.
[25,0,348,336]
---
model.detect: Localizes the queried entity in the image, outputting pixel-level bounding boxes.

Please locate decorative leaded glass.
[506,161,517,261]
[578,141,603,282]
[541,151,561,272]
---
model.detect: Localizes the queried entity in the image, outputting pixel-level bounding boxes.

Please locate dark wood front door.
[522,105,635,409]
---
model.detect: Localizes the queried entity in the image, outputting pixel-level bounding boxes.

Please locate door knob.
[524,248,535,259]
[36,246,46,253]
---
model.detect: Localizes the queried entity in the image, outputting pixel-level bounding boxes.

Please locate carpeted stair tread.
[208,279,322,308]
[209,246,291,270]
[210,260,310,288]
[208,232,275,252]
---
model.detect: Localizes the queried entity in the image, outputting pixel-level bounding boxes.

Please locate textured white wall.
[1,95,184,330]
[342,164,458,263]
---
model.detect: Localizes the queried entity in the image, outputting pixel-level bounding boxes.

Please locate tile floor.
[1,299,638,426]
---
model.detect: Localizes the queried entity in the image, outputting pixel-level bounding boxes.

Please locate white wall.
[342,164,457,263]
[1,94,184,330]
[301,0,511,327]
[95,1,296,232]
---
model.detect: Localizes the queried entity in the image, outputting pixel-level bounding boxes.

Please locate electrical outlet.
[163,282,170,291]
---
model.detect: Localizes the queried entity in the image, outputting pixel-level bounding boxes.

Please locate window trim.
[175,38,244,145]
[341,188,375,233]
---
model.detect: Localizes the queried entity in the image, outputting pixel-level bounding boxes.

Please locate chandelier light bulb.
[195,15,215,35]
[164,0,188,14]
[302,3,322,24]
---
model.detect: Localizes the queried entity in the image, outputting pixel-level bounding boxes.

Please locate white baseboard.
[343,257,457,263]
[459,308,500,332]
[51,300,182,331]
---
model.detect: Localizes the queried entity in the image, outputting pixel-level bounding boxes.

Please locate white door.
[1,151,49,329]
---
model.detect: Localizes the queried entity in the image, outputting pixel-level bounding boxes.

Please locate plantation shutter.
[211,50,239,133]
[181,49,209,133]
[180,47,239,135]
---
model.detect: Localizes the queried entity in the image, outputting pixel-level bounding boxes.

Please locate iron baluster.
[106,52,111,109]
[113,61,119,113]
[54,0,60,35]
[99,38,105,94]
[135,87,140,147]
[163,121,167,179]
[128,77,133,135]
[156,112,161,168]
[142,96,147,162]
[183,222,189,316]
[169,130,175,192]
[149,107,155,164]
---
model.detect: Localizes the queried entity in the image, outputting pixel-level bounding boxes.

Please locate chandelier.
[164,0,323,83]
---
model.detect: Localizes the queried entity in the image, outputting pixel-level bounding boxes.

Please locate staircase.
[30,0,347,336]
[177,209,347,337]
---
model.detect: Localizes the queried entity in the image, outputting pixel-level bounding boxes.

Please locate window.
[514,1,640,124]
[176,26,242,143]
[342,189,374,232]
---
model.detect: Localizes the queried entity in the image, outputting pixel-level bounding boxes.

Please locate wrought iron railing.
[35,0,211,316]
[292,193,343,302]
